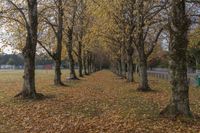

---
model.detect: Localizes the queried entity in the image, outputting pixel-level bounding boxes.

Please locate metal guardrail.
[148,71,197,86]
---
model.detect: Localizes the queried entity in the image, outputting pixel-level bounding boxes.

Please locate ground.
[0,70,200,133]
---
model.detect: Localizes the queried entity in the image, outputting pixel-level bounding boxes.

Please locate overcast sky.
[0,44,13,54]
[0,26,14,54]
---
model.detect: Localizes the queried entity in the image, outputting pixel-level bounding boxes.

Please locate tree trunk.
[92,55,96,72]
[127,54,134,82]
[160,0,192,118]
[89,53,93,73]
[91,54,95,73]
[15,0,42,99]
[121,47,126,78]
[87,51,91,75]
[83,51,88,75]
[67,28,78,80]
[126,45,134,82]
[117,59,122,77]
[137,56,150,91]
[78,41,83,77]
[135,0,150,91]
[54,0,64,85]
[135,63,139,74]
[122,59,126,78]
[54,60,63,85]
[19,35,37,98]
[54,58,63,85]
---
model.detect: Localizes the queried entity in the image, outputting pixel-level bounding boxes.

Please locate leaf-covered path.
[1,70,200,132]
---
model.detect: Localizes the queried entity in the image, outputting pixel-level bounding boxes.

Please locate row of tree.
[0,54,56,66]
[0,0,108,98]
[0,0,200,119]
[99,0,199,118]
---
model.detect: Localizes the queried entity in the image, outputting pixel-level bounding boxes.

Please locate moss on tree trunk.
[160,0,192,118]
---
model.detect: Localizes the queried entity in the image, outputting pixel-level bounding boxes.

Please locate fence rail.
[148,71,198,86]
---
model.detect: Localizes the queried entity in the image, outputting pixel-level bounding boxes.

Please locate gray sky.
[0,43,13,54]
[0,26,14,54]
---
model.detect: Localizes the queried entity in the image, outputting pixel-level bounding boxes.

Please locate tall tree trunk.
[78,41,83,77]
[54,59,63,85]
[87,51,91,74]
[67,28,78,80]
[92,55,96,72]
[137,54,150,91]
[118,59,122,77]
[77,0,84,77]
[83,51,88,75]
[115,62,118,75]
[160,0,192,118]
[16,0,41,99]
[135,0,151,91]
[90,53,93,73]
[19,35,37,98]
[91,54,95,73]
[126,45,134,82]
[127,54,134,82]
[121,46,126,78]
[54,0,64,85]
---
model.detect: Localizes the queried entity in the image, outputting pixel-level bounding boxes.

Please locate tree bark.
[87,51,91,75]
[160,0,192,118]
[89,53,93,73]
[126,45,134,82]
[137,55,150,91]
[118,58,122,77]
[19,35,37,98]
[54,59,63,85]
[121,46,127,78]
[83,51,88,75]
[78,41,83,77]
[93,55,96,72]
[127,54,134,82]
[54,0,64,85]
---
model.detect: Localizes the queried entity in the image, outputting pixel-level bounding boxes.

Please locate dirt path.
[1,70,200,133]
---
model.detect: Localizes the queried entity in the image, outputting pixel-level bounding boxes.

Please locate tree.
[54,0,64,85]
[134,0,164,91]
[6,0,43,99]
[112,0,136,82]
[105,0,164,84]
[76,0,85,77]
[38,0,65,86]
[65,0,79,80]
[99,0,135,81]
[160,0,193,118]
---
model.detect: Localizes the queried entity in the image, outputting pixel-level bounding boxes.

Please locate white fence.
[148,70,198,86]
[0,65,16,69]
